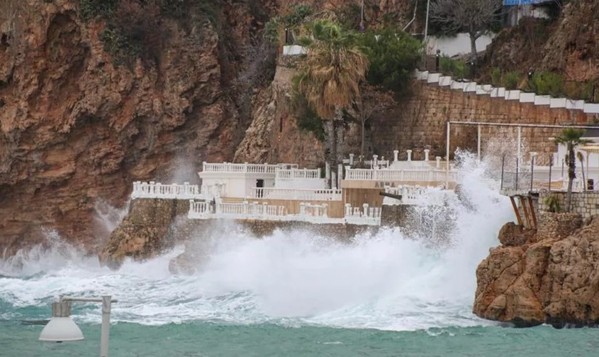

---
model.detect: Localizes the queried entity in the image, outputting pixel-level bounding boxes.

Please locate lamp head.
[38,301,84,342]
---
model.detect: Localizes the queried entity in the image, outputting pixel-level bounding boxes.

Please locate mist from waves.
[0,154,513,331]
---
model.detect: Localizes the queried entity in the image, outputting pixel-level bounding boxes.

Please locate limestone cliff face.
[233,60,325,167]
[0,0,276,255]
[482,0,599,84]
[474,213,599,327]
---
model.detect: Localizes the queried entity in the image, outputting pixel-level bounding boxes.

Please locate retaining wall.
[371,72,599,162]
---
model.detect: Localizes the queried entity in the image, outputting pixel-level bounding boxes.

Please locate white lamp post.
[39,295,117,357]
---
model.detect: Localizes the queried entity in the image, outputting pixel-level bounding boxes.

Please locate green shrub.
[490,67,502,87]
[79,0,118,20]
[439,56,466,79]
[291,93,324,141]
[503,71,521,90]
[283,4,312,28]
[544,194,561,213]
[532,71,564,97]
[264,17,281,44]
[358,28,422,93]
[101,26,142,66]
[265,4,312,45]
[156,0,186,18]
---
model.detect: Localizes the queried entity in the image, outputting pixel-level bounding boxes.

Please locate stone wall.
[539,191,599,220]
[371,81,598,161]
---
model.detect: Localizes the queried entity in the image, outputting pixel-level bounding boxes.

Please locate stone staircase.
[415,70,599,115]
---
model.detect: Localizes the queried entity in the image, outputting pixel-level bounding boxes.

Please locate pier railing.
[344,204,382,225]
[188,201,287,219]
[188,200,381,225]
[202,162,298,174]
[275,168,321,180]
[383,186,450,205]
[249,188,342,201]
[345,168,457,183]
[131,181,203,200]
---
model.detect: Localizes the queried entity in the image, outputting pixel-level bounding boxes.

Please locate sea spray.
[0,154,513,331]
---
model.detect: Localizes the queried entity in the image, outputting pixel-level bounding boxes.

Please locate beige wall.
[371,81,597,163]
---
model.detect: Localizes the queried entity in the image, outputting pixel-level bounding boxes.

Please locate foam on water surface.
[0,154,512,331]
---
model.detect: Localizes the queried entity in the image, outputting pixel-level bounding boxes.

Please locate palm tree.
[577,151,586,191]
[554,128,591,211]
[295,20,368,169]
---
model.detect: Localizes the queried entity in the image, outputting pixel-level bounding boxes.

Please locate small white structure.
[198,162,328,200]
[282,45,307,56]
[130,150,459,226]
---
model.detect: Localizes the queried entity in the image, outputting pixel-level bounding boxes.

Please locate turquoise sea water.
[1,158,597,356]
[2,320,599,357]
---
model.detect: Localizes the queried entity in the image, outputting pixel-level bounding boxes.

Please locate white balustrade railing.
[343,203,382,225]
[131,181,203,200]
[202,162,298,174]
[299,202,328,217]
[188,200,287,219]
[345,168,457,183]
[250,188,342,201]
[187,200,380,225]
[275,168,321,180]
[384,186,450,206]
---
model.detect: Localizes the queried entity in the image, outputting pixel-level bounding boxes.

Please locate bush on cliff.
[79,0,118,20]
[357,27,422,94]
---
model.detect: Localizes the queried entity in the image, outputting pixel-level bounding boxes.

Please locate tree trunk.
[324,119,335,168]
[566,143,575,211]
[469,33,478,62]
[332,108,344,167]
[360,118,365,157]
[579,155,586,191]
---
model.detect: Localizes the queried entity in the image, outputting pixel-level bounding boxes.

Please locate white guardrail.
[131,181,203,200]
[345,168,457,182]
[188,201,381,226]
[202,162,298,174]
[249,188,342,201]
[383,186,452,206]
[275,168,321,179]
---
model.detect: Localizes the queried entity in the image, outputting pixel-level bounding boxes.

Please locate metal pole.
[424,0,431,43]
[100,296,111,357]
[446,121,450,188]
[500,154,505,190]
[549,155,553,192]
[517,126,522,169]
[516,156,519,191]
[477,124,481,161]
[530,155,534,191]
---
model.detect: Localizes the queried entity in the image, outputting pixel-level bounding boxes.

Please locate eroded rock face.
[482,0,599,84]
[98,198,193,269]
[474,213,599,327]
[0,0,276,256]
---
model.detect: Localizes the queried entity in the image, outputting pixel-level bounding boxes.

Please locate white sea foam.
[0,153,512,331]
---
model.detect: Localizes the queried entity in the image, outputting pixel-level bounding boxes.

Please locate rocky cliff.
[0,0,278,256]
[0,0,417,256]
[481,0,599,85]
[474,213,599,327]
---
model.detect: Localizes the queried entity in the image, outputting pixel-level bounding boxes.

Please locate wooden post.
[510,196,523,226]
[528,196,537,229]
[520,195,531,229]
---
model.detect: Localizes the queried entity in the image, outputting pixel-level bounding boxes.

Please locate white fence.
[275,168,321,179]
[249,188,342,201]
[344,204,382,226]
[131,181,203,200]
[345,168,457,183]
[188,201,287,219]
[202,162,298,174]
[383,186,451,206]
[187,200,381,226]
